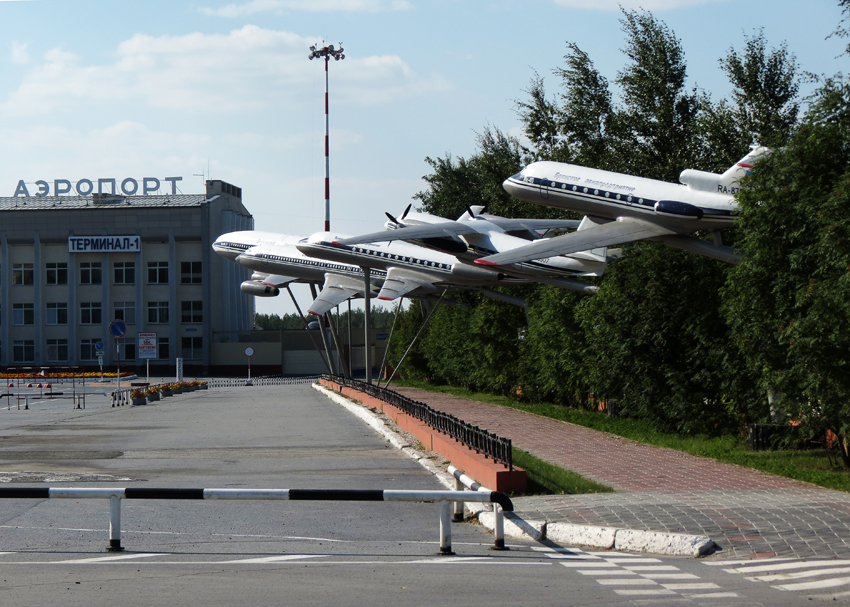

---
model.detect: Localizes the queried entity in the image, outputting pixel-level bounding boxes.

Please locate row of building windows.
[8,337,203,363]
[8,301,203,325]
[11,261,203,286]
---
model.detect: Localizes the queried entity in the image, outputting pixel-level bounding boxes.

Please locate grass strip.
[512,448,613,496]
[394,380,850,493]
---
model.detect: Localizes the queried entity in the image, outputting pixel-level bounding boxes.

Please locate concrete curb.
[313,383,716,558]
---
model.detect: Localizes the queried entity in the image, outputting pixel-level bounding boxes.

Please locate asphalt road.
[0,384,821,606]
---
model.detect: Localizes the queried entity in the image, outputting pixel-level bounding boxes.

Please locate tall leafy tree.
[723,78,850,465]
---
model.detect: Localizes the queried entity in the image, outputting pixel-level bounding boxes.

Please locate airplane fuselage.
[503,162,737,233]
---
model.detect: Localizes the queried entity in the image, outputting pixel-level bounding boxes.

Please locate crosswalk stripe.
[560,561,619,568]
[750,565,850,582]
[641,573,700,580]
[661,583,722,590]
[220,555,327,564]
[605,557,661,563]
[689,592,739,598]
[724,559,850,574]
[623,565,680,571]
[774,576,850,592]
[577,569,637,575]
[613,589,676,596]
[597,578,659,586]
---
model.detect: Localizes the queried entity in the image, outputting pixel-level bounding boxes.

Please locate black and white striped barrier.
[0,487,513,554]
[448,466,507,550]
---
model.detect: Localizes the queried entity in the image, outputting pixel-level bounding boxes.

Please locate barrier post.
[108,495,124,552]
[439,500,454,555]
[493,504,507,550]
[453,476,464,522]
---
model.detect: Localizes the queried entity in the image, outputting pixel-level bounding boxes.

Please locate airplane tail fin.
[719,146,770,185]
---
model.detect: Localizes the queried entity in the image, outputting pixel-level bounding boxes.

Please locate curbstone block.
[546,522,616,550]
[614,528,715,557]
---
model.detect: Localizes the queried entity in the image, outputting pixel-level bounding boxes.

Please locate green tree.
[723,78,850,465]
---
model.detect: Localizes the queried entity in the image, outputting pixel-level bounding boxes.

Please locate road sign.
[95,341,105,352]
[109,319,127,338]
[244,347,255,357]
[138,332,157,360]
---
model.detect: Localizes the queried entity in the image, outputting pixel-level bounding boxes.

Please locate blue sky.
[0,0,846,315]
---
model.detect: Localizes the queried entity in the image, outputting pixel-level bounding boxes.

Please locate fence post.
[108,495,124,552]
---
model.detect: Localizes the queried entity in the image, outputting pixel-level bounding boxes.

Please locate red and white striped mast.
[309,42,345,232]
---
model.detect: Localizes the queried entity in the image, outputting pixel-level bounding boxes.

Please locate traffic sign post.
[109,320,127,389]
[244,347,254,386]
[138,333,157,382]
[96,342,105,382]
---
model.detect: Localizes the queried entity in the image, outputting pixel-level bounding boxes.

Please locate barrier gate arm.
[0,488,513,554]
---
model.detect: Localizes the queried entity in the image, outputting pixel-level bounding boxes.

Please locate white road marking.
[58,553,168,564]
[689,592,739,598]
[749,565,850,582]
[774,576,850,592]
[704,557,794,566]
[577,569,637,575]
[560,561,619,568]
[724,559,850,574]
[613,589,675,596]
[623,565,680,571]
[605,557,662,563]
[220,555,327,564]
[641,573,700,580]
[597,578,659,586]
[661,583,722,590]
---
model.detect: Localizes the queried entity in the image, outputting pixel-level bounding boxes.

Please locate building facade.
[0,179,254,373]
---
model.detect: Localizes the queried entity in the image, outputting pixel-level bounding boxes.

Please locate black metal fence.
[323,375,513,471]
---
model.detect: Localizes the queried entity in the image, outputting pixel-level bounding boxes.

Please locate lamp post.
[308,42,345,232]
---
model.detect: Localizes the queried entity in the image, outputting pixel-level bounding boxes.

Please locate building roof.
[0,194,210,212]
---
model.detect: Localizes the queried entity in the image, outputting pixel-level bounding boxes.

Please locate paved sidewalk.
[393,386,850,559]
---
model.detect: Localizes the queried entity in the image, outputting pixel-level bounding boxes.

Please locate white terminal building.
[0,177,254,373]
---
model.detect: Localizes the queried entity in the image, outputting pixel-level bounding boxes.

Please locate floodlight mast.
[309,42,345,232]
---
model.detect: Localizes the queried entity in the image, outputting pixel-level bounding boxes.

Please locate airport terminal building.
[0,177,254,373]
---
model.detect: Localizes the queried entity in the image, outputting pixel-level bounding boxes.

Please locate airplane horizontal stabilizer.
[475,218,677,266]
[308,273,367,316]
[376,268,439,301]
[261,274,298,286]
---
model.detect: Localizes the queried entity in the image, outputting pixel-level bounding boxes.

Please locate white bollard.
[453,477,464,522]
[439,500,454,555]
[108,495,123,552]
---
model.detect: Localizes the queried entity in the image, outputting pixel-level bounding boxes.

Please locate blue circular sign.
[109,319,127,338]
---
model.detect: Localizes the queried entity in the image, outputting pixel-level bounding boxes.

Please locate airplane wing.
[308,273,368,316]
[475,218,678,266]
[477,217,581,233]
[338,222,476,245]
[260,274,298,286]
[339,218,581,246]
[376,268,439,301]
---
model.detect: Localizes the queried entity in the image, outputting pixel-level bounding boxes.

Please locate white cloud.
[10,41,30,64]
[551,0,727,10]
[200,0,412,18]
[0,25,447,116]
[0,122,212,185]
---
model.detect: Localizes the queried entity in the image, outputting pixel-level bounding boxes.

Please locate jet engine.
[240,280,280,297]
[654,200,704,220]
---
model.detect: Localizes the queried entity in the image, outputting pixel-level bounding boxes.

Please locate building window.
[158,337,169,360]
[47,339,68,363]
[80,339,100,361]
[180,261,202,284]
[13,340,34,363]
[114,262,135,285]
[147,301,169,324]
[80,262,102,285]
[46,262,68,285]
[147,261,168,284]
[12,303,34,325]
[80,302,102,325]
[46,302,68,325]
[13,263,34,286]
[121,341,136,361]
[114,301,136,325]
[181,301,203,323]
[181,336,202,360]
